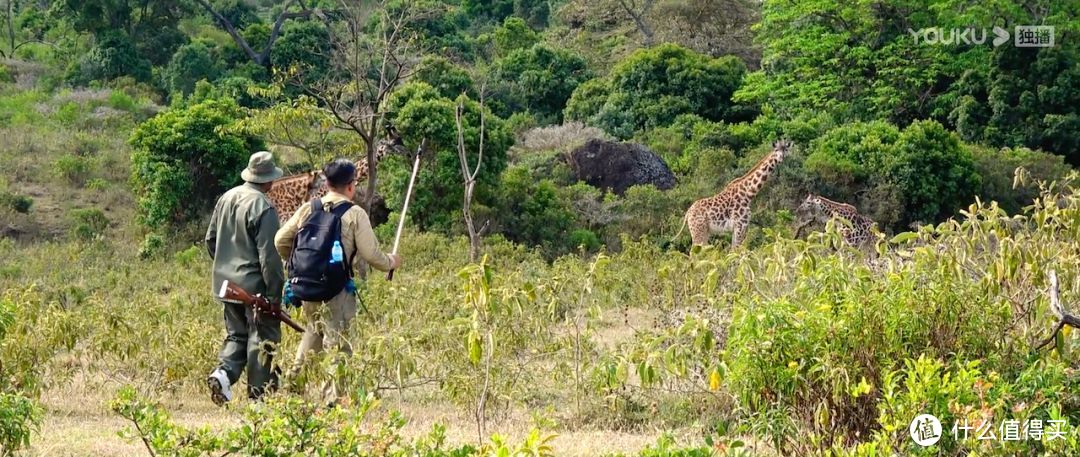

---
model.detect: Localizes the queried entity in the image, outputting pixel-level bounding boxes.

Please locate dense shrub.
[951,43,1080,165]
[970,145,1071,215]
[70,207,109,240]
[383,82,512,233]
[494,166,576,256]
[67,32,152,85]
[565,44,750,138]
[412,55,475,99]
[53,153,92,186]
[0,192,32,213]
[887,120,981,225]
[129,97,263,230]
[274,21,333,85]
[164,40,223,98]
[492,44,591,123]
[805,120,980,230]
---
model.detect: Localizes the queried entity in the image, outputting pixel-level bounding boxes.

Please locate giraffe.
[673,139,792,247]
[267,128,407,223]
[795,194,877,248]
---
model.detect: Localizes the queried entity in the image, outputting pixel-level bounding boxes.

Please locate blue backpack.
[288,199,352,302]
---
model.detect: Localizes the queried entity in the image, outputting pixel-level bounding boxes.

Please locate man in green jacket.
[204,151,285,405]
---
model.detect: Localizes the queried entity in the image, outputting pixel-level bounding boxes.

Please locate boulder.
[568,139,676,194]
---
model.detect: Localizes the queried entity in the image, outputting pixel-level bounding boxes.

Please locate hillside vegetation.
[0,0,1078,455]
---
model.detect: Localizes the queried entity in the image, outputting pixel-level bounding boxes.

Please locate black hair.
[323,159,357,188]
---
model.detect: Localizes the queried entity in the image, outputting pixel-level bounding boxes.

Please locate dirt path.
[29,382,672,457]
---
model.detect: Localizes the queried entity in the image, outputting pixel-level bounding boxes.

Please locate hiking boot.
[207,368,233,406]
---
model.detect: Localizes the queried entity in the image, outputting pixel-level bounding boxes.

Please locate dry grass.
[23,304,703,457]
[515,122,610,155]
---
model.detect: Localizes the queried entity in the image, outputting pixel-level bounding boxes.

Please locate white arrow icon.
[992,26,1010,46]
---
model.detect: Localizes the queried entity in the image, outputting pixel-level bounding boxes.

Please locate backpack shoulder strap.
[330,201,354,218]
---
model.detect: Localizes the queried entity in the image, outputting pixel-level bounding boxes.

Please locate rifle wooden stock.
[218,280,305,333]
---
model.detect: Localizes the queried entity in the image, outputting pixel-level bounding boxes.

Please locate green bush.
[970,145,1071,215]
[565,44,750,138]
[494,166,575,256]
[138,233,166,260]
[67,31,152,85]
[275,21,333,86]
[804,120,981,230]
[164,40,223,99]
[54,153,92,186]
[0,392,41,456]
[0,192,32,214]
[70,208,109,240]
[568,228,601,252]
[384,82,512,233]
[413,55,475,99]
[888,120,980,225]
[129,97,263,230]
[492,44,591,122]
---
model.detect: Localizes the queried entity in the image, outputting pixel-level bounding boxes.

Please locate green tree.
[66,31,152,84]
[804,120,981,229]
[952,44,1080,165]
[888,120,981,225]
[164,40,223,98]
[492,44,591,122]
[490,16,538,55]
[273,20,333,85]
[565,43,749,138]
[129,97,264,229]
[383,82,512,232]
[54,0,191,67]
[495,166,576,255]
[412,55,475,99]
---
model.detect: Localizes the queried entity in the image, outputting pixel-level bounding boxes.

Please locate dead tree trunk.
[455,98,486,263]
[1035,269,1080,351]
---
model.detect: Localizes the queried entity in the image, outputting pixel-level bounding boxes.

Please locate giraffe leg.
[688,218,709,246]
[731,220,747,248]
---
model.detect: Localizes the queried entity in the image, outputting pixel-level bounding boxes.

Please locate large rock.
[569,139,676,194]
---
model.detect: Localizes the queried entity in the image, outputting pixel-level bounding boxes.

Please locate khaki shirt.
[275,191,393,279]
[205,183,285,300]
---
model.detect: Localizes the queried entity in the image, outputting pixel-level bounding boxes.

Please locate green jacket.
[205,183,285,301]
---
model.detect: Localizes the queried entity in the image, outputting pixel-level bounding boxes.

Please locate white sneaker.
[207,368,233,406]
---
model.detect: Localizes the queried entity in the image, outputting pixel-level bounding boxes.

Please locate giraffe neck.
[729,151,782,197]
[355,143,391,181]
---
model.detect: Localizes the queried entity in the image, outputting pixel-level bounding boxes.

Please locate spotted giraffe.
[673,139,792,247]
[796,194,877,248]
[267,129,407,223]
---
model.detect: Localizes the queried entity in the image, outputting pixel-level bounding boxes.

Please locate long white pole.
[387,140,424,280]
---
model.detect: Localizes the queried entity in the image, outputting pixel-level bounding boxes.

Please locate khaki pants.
[291,289,358,401]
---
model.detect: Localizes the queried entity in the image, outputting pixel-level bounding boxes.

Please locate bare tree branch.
[1035,270,1080,350]
[195,0,321,72]
[617,0,656,46]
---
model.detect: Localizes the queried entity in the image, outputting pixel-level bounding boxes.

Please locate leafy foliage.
[492,43,592,123]
[565,44,750,138]
[163,40,223,98]
[383,82,512,232]
[129,97,263,229]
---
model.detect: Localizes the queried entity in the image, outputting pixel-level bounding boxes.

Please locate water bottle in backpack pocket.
[288,199,353,302]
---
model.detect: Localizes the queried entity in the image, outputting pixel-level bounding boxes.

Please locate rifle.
[387,139,425,281]
[218,280,305,333]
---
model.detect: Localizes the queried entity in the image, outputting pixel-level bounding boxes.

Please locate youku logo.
[909,26,1057,47]
[908,26,1011,46]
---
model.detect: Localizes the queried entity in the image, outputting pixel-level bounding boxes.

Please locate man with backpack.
[204,151,286,405]
[274,158,402,401]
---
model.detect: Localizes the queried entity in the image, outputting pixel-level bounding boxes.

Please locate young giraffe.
[267,130,407,223]
[674,139,792,247]
[795,194,877,247]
